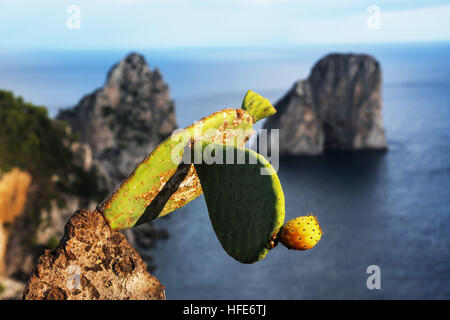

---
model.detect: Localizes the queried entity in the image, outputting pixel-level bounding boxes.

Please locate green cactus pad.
[98,91,277,230]
[194,142,285,263]
[241,90,276,122]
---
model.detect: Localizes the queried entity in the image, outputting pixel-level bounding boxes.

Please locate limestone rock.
[264,80,324,156]
[58,53,177,187]
[263,54,387,156]
[23,209,165,300]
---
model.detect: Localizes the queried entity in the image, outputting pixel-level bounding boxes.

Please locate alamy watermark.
[366,5,381,30]
[66,5,81,30]
[366,265,381,290]
[66,265,81,290]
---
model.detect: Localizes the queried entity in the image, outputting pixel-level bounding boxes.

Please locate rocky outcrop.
[58,53,177,187]
[263,54,387,156]
[23,209,165,300]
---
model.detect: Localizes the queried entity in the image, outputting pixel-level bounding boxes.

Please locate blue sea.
[1,42,449,299]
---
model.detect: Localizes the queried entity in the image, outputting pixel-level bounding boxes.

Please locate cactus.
[241,89,276,122]
[23,88,324,299]
[98,90,276,230]
[97,89,322,262]
[192,141,323,262]
[193,141,285,263]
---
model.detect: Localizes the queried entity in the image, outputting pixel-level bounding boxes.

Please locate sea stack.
[58,53,177,186]
[263,53,387,156]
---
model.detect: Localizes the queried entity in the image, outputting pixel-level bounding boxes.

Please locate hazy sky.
[1,0,450,49]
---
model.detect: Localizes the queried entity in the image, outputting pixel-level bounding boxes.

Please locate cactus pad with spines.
[241,89,276,122]
[194,142,285,263]
[98,91,277,230]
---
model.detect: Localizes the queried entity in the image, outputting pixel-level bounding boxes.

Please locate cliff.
[58,53,177,187]
[263,54,387,156]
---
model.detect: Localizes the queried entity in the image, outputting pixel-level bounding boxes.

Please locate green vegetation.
[0,282,5,295]
[194,142,285,263]
[0,91,73,176]
[99,90,270,230]
[46,236,60,251]
[0,89,105,219]
[97,90,322,263]
[241,89,276,122]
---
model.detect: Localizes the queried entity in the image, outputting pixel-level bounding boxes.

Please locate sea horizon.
[1,41,449,121]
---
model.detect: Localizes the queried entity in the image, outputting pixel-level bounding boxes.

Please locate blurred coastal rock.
[263,54,387,156]
[58,52,177,187]
[0,89,113,299]
[4,139,108,284]
[0,276,24,299]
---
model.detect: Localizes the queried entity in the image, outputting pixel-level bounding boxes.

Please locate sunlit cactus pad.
[280,215,322,250]
[194,142,285,263]
[98,90,276,230]
[241,89,276,122]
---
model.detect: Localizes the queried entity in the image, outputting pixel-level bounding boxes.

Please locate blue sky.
[1,0,450,49]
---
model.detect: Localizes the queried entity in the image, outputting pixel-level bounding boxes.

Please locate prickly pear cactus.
[279,215,322,250]
[194,142,285,263]
[98,90,276,230]
[241,89,276,122]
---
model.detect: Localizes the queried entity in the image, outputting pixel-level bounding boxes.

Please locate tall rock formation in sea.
[58,53,177,187]
[263,54,387,156]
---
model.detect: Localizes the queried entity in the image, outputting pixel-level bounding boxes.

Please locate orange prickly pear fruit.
[279,215,322,250]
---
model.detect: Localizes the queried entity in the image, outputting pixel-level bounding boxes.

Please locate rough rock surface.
[263,54,387,156]
[58,52,177,187]
[23,209,165,300]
